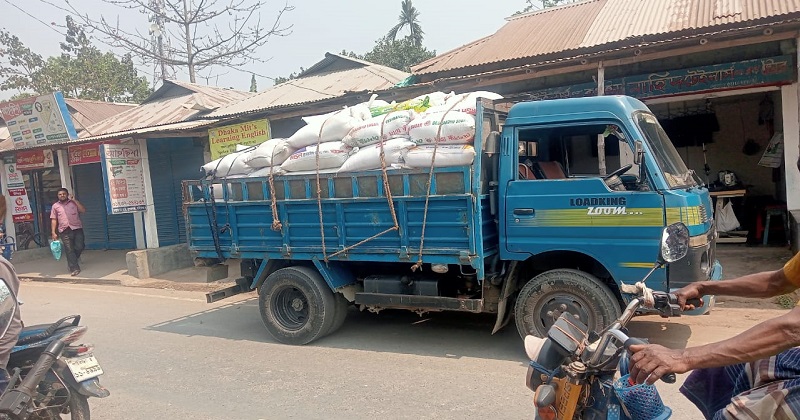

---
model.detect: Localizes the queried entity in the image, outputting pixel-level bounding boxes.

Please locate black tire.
[514,269,621,339]
[258,266,336,345]
[67,394,91,420]
[31,392,90,420]
[326,293,350,336]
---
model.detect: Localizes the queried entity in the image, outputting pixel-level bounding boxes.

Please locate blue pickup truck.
[184,95,721,345]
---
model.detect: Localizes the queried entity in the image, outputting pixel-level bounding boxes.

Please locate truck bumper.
[672,259,722,316]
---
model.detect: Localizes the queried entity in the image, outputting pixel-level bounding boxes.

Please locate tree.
[517,0,578,14]
[54,0,295,83]
[387,0,424,47]
[0,17,151,103]
[249,74,257,92]
[273,67,304,85]
[362,37,435,73]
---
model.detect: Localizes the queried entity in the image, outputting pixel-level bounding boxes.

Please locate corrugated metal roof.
[207,53,409,119]
[82,80,253,139]
[412,0,800,76]
[65,98,136,133]
[6,119,218,152]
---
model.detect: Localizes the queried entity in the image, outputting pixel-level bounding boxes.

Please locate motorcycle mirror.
[659,222,690,263]
[534,384,557,408]
[0,279,17,339]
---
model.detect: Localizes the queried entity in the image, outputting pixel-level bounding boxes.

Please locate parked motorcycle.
[0,290,108,419]
[524,222,695,420]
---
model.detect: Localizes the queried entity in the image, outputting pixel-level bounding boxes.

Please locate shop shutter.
[72,163,136,250]
[147,138,205,246]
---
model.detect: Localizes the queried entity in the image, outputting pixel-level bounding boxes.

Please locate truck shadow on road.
[146,295,693,363]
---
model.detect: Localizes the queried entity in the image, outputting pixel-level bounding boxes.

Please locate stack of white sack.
[280,141,352,172]
[342,110,414,148]
[425,91,504,115]
[402,145,476,169]
[286,100,377,149]
[408,111,476,145]
[243,138,295,169]
[201,145,255,178]
[338,138,416,173]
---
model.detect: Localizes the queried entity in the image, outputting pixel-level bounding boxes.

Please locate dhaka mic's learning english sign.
[209,119,271,159]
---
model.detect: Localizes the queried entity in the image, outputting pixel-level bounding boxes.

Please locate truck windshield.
[635,112,698,189]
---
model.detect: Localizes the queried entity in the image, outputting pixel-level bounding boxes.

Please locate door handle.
[514,208,534,216]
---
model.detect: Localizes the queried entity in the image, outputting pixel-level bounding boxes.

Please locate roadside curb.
[20,276,123,286]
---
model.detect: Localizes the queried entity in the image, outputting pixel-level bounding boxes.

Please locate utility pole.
[149,0,168,81]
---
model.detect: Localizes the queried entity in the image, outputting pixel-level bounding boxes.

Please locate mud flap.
[492,262,518,334]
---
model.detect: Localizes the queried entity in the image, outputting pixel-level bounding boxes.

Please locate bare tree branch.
[40,0,294,83]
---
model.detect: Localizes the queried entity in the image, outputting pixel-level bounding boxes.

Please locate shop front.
[67,141,136,250]
[13,149,59,250]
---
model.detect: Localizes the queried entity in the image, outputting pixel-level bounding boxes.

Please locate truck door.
[503,123,666,282]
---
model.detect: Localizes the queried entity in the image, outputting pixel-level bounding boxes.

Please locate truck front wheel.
[514,269,621,339]
[259,266,336,345]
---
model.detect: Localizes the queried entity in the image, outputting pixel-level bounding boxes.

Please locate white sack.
[338,138,415,173]
[247,166,285,178]
[408,111,476,145]
[287,111,361,149]
[201,147,254,177]
[426,91,504,115]
[402,145,476,168]
[280,141,351,172]
[244,138,294,168]
[716,200,741,232]
[342,111,413,148]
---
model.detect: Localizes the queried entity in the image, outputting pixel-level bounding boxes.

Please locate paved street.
[15,280,787,419]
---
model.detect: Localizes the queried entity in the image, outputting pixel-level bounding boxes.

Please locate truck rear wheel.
[514,269,620,339]
[326,293,350,335]
[259,266,336,345]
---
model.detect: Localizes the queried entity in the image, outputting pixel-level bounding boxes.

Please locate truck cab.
[497,96,720,337]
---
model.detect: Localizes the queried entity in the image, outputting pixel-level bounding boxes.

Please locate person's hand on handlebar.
[674,283,704,311]
[628,344,690,385]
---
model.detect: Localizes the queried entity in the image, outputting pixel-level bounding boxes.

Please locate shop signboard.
[208,119,271,160]
[528,55,795,101]
[100,143,147,214]
[15,149,54,170]
[68,140,122,166]
[0,92,78,149]
[3,163,33,222]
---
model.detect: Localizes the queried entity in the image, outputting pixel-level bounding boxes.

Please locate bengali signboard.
[528,55,795,101]
[15,149,54,170]
[0,92,78,149]
[208,119,271,160]
[68,140,122,166]
[100,143,147,214]
[3,163,32,222]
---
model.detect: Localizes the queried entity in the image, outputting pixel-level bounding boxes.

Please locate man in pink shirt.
[50,188,86,276]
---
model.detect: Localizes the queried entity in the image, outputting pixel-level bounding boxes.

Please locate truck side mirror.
[633,141,644,165]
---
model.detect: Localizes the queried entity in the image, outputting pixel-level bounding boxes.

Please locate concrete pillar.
[56,149,73,192]
[782,83,800,212]
[138,138,159,249]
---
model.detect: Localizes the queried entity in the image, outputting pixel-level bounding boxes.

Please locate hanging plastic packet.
[50,239,62,261]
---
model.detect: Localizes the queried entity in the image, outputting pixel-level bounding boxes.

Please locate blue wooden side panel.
[185,169,497,272]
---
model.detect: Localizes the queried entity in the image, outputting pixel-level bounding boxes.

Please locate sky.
[0,0,541,99]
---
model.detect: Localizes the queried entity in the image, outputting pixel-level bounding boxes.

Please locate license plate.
[64,355,103,382]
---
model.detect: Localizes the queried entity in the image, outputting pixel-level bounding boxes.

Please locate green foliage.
[0,17,151,103]
[273,67,304,86]
[362,37,435,73]
[516,0,577,14]
[387,0,424,47]
[249,74,257,92]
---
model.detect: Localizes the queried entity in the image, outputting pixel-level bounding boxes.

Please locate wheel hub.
[539,295,590,330]
[291,297,305,311]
